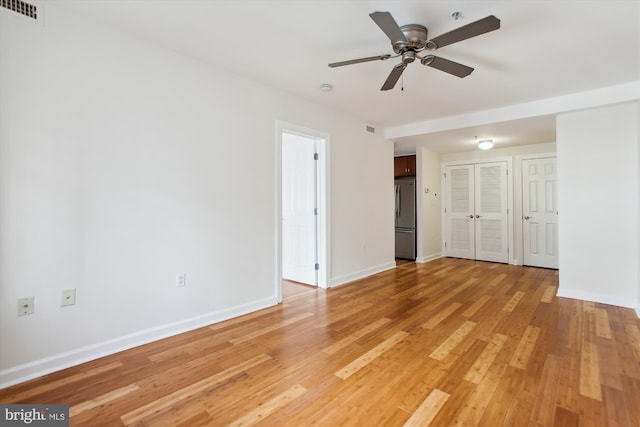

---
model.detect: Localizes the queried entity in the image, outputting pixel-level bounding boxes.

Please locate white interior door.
[475,162,509,263]
[522,157,558,268]
[444,162,509,263]
[282,132,317,285]
[444,165,475,259]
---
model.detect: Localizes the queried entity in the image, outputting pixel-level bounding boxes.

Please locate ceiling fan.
[328,11,500,91]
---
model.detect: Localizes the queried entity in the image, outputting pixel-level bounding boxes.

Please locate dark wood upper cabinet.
[394,155,416,177]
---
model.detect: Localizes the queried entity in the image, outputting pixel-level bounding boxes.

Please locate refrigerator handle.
[395,185,400,217]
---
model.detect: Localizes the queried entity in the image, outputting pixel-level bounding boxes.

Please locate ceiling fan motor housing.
[392,24,428,53]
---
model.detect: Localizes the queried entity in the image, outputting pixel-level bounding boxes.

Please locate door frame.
[515,152,557,267]
[275,121,330,302]
[441,157,514,264]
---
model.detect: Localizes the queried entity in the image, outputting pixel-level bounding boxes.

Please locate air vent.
[366,126,375,133]
[1,0,39,20]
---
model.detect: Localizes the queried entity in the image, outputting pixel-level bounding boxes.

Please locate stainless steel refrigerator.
[395,177,416,260]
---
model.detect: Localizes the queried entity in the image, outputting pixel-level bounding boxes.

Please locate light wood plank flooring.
[1,258,639,426]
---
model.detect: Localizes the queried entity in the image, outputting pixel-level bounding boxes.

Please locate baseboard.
[416,253,442,264]
[329,262,396,288]
[636,306,640,318]
[0,296,278,389]
[556,287,635,309]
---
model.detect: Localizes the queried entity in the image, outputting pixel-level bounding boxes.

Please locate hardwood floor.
[2,258,639,426]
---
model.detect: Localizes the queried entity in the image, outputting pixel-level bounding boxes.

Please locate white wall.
[328,126,395,286]
[440,143,556,265]
[416,148,442,262]
[556,102,639,308]
[0,4,394,386]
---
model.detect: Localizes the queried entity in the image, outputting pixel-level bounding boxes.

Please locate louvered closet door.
[444,162,509,263]
[475,162,508,263]
[444,165,475,259]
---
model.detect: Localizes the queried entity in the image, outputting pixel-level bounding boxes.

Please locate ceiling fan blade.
[369,11,407,43]
[329,54,391,68]
[381,63,406,91]
[428,15,500,49]
[421,55,474,78]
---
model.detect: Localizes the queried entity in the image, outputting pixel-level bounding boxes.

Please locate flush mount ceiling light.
[319,83,333,92]
[478,139,494,150]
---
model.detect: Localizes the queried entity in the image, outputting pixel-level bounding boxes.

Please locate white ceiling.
[393,115,557,154]
[54,0,639,153]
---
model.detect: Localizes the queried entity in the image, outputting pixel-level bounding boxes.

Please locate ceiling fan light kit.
[328,11,500,91]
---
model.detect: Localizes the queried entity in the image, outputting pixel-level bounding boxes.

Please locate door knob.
[468,215,474,219]
[524,216,532,220]
[475,215,481,219]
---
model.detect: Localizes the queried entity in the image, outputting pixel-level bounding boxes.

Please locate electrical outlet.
[176,273,186,287]
[18,297,34,316]
[61,288,76,307]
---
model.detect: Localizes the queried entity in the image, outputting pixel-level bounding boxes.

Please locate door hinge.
[314,208,318,215]
[315,263,319,270]
[443,172,446,179]
[444,242,447,248]
[314,153,319,160]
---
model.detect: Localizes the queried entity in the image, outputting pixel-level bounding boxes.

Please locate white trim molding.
[329,262,396,288]
[0,296,278,389]
[416,253,442,263]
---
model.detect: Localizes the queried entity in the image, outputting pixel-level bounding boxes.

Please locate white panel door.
[282,133,317,285]
[444,165,475,260]
[522,158,558,268]
[475,162,509,263]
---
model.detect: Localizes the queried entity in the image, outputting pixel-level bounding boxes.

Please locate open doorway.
[276,122,328,302]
